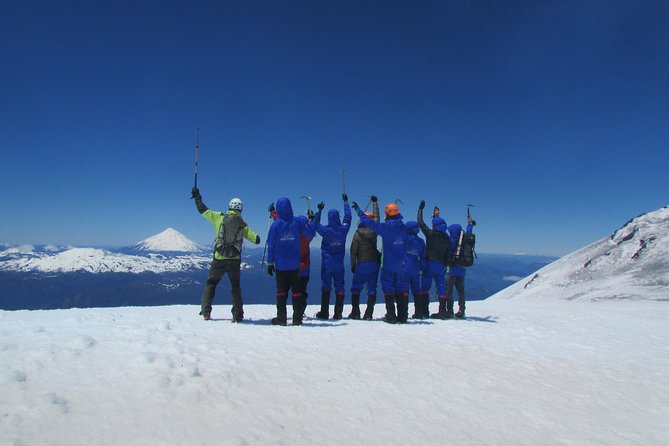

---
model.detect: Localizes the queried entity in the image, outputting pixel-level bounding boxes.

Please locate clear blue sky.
[1,1,668,256]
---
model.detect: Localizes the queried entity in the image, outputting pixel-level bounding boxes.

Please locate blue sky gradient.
[2,1,668,255]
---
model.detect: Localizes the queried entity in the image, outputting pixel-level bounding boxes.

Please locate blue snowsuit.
[315,202,351,293]
[356,207,409,323]
[404,221,425,297]
[267,198,316,271]
[266,197,316,324]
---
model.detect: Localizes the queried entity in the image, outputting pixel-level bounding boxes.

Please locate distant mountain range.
[0,226,559,310]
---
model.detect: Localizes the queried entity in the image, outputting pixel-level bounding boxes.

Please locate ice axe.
[394,198,404,206]
[340,169,346,195]
[467,204,474,217]
[193,128,199,189]
[363,195,373,212]
[301,195,313,213]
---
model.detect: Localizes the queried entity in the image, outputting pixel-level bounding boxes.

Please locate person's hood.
[432,217,448,234]
[406,220,420,235]
[328,209,341,227]
[276,197,294,220]
[295,215,308,224]
[448,223,463,238]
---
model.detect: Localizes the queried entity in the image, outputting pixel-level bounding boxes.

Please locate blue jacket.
[404,221,425,273]
[315,202,352,270]
[448,223,474,277]
[267,198,316,271]
[356,208,407,273]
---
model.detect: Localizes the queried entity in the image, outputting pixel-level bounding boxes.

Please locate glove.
[268,202,275,213]
[267,265,275,276]
[255,235,260,244]
[317,201,325,211]
[351,201,360,211]
[370,195,377,203]
[419,200,425,210]
[342,193,348,202]
[307,209,314,220]
[468,215,477,226]
[191,187,201,199]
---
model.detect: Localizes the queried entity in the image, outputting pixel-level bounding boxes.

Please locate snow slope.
[1,301,667,446]
[495,206,669,301]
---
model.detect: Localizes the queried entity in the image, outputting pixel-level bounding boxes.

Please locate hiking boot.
[231,317,243,323]
[383,315,397,324]
[271,317,288,326]
[203,313,211,321]
[430,298,448,320]
[348,309,361,320]
[455,310,465,319]
[315,311,329,320]
[333,293,345,320]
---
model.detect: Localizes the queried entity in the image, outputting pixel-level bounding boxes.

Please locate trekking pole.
[340,169,346,195]
[261,211,272,268]
[467,204,474,217]
[193,128,199,188]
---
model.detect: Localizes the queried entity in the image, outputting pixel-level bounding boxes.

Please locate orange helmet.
[364,211,374,219]
[384,203,399,217]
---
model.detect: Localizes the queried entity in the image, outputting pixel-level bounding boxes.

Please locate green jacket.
[202,209,259,260]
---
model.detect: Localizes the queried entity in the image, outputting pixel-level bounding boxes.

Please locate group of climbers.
[191,187,475,325]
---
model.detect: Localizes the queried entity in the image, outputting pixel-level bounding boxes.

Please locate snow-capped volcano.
[494,206,669,301]
[131,228,203,253]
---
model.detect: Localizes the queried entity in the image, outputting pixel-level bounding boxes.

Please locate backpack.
[214,213,246,258]
[453,230,476,268]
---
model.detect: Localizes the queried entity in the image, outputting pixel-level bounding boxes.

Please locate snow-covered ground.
[2,299,667,446]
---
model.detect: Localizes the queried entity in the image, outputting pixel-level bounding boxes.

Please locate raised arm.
[371,195,380,222]
[417,200,430,235]
[191,187,208,214]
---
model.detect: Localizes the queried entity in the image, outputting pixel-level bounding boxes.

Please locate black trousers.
[201,258,243,319]
[275,269,305,323]
[446,274,466,309]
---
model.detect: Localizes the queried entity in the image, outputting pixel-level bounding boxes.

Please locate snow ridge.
[493,206,669,301]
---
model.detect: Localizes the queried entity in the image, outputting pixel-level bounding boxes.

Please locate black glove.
[370,195,377,203]
[255,235,260,244]
[191,187,201,199]
[268,202,275,213]
[317,201,325,211]
[342,193,348,202]
[419,200,425,210]
[307,209,314,220]
[351,201,360,211]
[267,265,275,276]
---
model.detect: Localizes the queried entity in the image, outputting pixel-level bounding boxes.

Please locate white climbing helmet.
[228,198,243,211]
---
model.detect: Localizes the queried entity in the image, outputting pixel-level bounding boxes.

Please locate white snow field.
[1,299,667,446]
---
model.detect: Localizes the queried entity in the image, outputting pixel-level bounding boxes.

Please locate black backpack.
[214,213,246,258]
[453,230,476,268]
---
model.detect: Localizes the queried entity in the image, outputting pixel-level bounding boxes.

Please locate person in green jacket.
[192,187,260,322]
